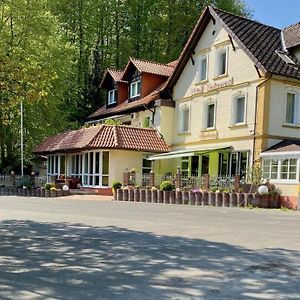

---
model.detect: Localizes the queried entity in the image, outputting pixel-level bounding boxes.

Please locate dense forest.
[0,0,249,173]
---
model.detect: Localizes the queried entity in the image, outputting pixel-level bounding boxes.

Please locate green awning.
[148,146,231,160]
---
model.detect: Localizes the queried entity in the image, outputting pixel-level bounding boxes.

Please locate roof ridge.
[130,57,175,68]
[283,21,300,31]
[210,6,281,31]
[86,125,104,147]
[113,125,119,147]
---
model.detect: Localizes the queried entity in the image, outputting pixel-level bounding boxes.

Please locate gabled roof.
[262,140,300,154]
[283,23,300,49]
[88,82,167,120]
[33,125,169,155]
[122,57,175,79]
[166,6,300,91]
[100,68,127,89]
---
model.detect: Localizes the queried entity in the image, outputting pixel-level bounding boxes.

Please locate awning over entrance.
[148,146,231,160]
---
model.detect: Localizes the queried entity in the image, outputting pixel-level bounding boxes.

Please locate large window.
[108,89,116,105]
[199,55,208,81]
[232,95,246,124]
[142,158,152,174]
[130,80,141,98]
[262,158,298,181]
[180,107,190,133]
[47,155,65,177]
[218,152,248,176]
[76,151,110,187]
[285,92,297,124]
[217,48,227,76]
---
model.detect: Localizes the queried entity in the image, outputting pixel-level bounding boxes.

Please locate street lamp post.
[20,99,24,176]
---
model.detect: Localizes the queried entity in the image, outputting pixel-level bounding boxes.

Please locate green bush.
[44,183,55,190]
[160,180,174,191]
[112,181,122,191]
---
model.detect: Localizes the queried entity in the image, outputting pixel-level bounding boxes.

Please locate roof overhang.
[148,146,231,160]
[261,151,300,159]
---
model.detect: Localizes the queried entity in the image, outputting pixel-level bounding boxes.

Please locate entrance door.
[201,155,209,175]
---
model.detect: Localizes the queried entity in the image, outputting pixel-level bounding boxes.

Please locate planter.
[202,191,209,206]
[229,193,237,207]
[237,193,245,207]
[252,193,261,208]
[57,190,63,197]
[140,189,146,202]
[208,192,216,206]
[270,194,280,209]
[128,189,134,201]
[157,190,163,203]
[222,192,230,207]
[216,192,222,206]
[182,191,189,205]
[62,190,69,196]
[51,190,57,197]
[151,190,157,203]
[117,189,123,201]
[45,190,51,197]
[176,191,182,205]
[31,189,36,197]
[170,191,176,204]
[35,188,41,197]
[123,189,129,201]
[189,191,195,205]
[261,195,269,208]
[134,189,140,202]
[17,188,22,196]
[4,187,9,195]
[112,189,117,200]
[163,191,170,204]
[26,189,31,197]
[195,191,202,205]
[146,190,152,203]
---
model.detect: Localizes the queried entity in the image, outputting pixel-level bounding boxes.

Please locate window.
[108,89,116,105]
[180,107,190,132]
[207,103,215,129]
[82,151,110,187]
[262,158,298,182]
[181,157,189,176]
[281,158,297,180]
[199,55,208,81]
[217,49,227,76]
[142,159,152,174]
[232,95,246,124]
[130,80,141,98]
[263,159,279,180]
[219,152,248,176]
[285,92,296,124]
[47,155,65,177]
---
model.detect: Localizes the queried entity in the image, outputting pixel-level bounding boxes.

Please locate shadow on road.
[0,220,299,299]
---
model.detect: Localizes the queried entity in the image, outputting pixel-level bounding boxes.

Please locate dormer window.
[130,80,141,98]
[108,89,116,105]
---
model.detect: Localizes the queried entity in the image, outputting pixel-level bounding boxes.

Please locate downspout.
[252,75,271,165]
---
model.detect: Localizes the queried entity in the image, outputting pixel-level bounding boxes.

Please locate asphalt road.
[0,196,300,300]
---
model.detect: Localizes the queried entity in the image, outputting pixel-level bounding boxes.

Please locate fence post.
[149,170,155,187]
[203,174,210,191]
[123,170,130,187]
[234,175,240,192]
[129,171,136,186]
[175,166,182,189]
[10,171,16,186]
[30,171,35,187]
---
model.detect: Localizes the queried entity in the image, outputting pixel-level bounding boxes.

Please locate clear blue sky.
[246,0,300,29]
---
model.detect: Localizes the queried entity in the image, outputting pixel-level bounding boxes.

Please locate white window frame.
[47,154,65,178]
[231,93,247,125]
[199,54,208,82]
[262,157,299,184]
[179,106,190,133]
[216,48,228,77]
[203,100,216,130]
[130,80,141,98]
[108,89,116,105]
[284,91,298,125]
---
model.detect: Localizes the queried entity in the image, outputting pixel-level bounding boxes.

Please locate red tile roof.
[88,82,167,120]
[33,125,169,154]
[124,57,175,78]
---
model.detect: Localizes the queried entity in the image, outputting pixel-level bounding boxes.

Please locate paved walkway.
[0,196,299,299]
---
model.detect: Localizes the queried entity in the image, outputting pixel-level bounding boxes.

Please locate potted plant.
[160,181,174,204]
[112,181,122,200]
